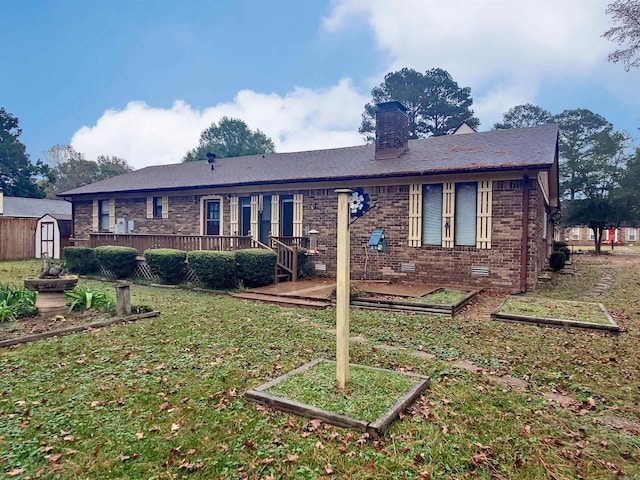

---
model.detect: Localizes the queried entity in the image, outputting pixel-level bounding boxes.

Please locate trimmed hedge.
[63,246,100,274]
[236,249,277,288]
[144,248,187,284]
[187,250,237,289]
[95,246,138,279]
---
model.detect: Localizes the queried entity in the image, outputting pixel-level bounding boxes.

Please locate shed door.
[40,221,55,258]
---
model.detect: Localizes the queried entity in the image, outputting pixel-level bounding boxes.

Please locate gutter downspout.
[520,173,530,292]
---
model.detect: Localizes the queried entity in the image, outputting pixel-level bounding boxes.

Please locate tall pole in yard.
[335,188,352,389]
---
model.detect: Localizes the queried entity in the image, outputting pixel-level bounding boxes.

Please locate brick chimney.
[375,101,408,160]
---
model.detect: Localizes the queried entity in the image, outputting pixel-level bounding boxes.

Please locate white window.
[413,180,492,249]
[454,182,477,246]
[421,184,442,245]
[570,228,580,241]
[628,228,636,242]
[92,198,115,232]
[588,230,595,241]
[147,196,168,219]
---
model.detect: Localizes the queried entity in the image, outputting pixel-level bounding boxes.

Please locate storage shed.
[35,214,72,259]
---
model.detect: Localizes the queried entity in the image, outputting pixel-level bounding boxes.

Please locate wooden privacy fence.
[0,218,37,259]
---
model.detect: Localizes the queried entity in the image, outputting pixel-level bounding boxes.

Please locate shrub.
[144,248,187,284]
[95,246,138,279]
[187,251,237,289]
[553,241,569,250]
[549,251,566,271]
[65,285,114,312]
[0,284,37,321]
[63,246,100,274]
[298,248,314,278]
[552,241,571,261]
[236,249,277,288]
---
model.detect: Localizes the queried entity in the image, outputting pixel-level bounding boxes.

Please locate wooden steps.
[230,292,331,309]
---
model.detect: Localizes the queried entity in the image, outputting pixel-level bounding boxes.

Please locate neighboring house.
[0,191,72,259]
[565,226,638,246]
[60,101,560,292]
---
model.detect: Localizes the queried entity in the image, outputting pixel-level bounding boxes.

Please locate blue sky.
[2,0,638,170]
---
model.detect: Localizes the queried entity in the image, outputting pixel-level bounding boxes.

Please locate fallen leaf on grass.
[286,453,299,463]
[7,468,25,477]
[135,432,144,440]
[324,463,334,474]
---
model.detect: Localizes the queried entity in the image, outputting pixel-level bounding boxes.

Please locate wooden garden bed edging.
[339,288,478,316]
[244,358,430,437]
[0,311,161,348]
[491,298,621,334]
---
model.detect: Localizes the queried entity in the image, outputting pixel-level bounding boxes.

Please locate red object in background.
[609,228,616,240]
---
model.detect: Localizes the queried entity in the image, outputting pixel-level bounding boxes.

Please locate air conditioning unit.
[115,218,135,234]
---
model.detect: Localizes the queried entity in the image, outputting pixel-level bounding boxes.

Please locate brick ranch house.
[60,102,560,292]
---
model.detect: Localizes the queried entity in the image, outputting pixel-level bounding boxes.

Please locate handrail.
[269,236,298,282]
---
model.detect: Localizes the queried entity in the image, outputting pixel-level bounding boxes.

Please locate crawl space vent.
[471,266,489,276]
[400,263,416,272]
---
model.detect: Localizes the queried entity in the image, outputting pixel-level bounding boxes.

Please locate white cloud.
[324,0,621,130]
[71,79,368,170]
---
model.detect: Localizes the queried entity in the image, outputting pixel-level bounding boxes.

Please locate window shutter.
[92,200,99,231]
[162,196,169,219]
[293,194,303,238]
[455,183,477,246]
[229,196,239,236]
[146,197,153,219]
[476,180,492,249]
[422,184,443,245]
[442,182,455,247]
[408,184,422,247]
[250,195,259,240]
[270,195,280,237]
[108,199,116,232]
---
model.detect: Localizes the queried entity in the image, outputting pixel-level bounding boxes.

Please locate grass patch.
[418,288,467,305]
[500,297,611,325]
[267,360,418,421]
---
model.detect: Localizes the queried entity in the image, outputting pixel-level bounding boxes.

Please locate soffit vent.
[471,266,489,276]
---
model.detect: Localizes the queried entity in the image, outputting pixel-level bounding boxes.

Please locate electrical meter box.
[368,229,386,253]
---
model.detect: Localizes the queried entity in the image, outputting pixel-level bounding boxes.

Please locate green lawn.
[1,257,639,479]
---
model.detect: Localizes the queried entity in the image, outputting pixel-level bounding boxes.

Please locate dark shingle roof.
[2,196,72,217]
[60,124,558,197]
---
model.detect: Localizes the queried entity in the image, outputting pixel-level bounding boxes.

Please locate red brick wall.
[71,178,549,291]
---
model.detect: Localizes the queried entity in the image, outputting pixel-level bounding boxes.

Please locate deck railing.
[89,233,262,253]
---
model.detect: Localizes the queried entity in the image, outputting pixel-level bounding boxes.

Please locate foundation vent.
[400,263,416,272]
[314,263,327,272]
[471,266,489,276]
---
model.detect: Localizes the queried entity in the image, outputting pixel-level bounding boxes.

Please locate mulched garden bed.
[0,310,160,347]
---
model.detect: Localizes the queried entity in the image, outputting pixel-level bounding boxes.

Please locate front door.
[40,221,55,258]
[259,195,272,245]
